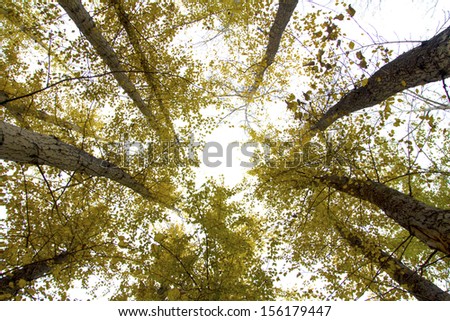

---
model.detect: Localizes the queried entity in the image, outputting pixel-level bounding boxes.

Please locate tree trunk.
[57,0,162,134]
[316,174,450,255]
[0,252,69,300]
[333,219,450,301]
[110,0,175,138]
[311,26,450,131]
[0,121,159,202]
[1,90,85,134]
[247,0,298,95]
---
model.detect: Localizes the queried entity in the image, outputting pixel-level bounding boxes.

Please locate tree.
[1,0,449,301]
[316,174,450,255]
[332,216,450,301]
[113,182,278,301]
[311,26,450,131]
[246,0,298,96]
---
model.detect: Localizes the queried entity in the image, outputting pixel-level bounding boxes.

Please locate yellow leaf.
[349,41,355,50]
[167,288,181,300]
[17,279,27,288]
[361,79,368,87]
[154,233,164,243]
[401,80,407,87]
[346,5,356,17]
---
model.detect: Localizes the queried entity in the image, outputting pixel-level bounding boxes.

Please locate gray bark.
[317,174,450,255]
[0,252,69,299]
[57,0,159,130]
[248,0,298,94]
[312,26,450,131]
[334,220,450,301]
[0,121,156,201]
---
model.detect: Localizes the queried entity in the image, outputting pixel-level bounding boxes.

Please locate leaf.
[356,51,364,60]
[167,288,181,300]
[346,4,356,17]
[17,279,27,288]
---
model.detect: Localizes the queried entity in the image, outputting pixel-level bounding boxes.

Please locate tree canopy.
[1,0,449,301]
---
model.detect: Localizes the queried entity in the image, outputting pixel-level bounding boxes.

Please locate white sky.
[1,0,449,300]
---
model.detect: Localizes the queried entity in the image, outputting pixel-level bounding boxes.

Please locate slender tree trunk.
[110,0,175,138]
[1,90,85,134]
[247,0,298,95]
[0,121,160,202]
[333,219,450,301]
[316,174,450,255]
[57,0,163,134]
[311,26,450,131]
[0,252,69,300]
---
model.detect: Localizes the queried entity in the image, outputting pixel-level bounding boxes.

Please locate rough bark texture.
[334,220,450,301]
[317,175,450,255]
[312,26,450,131]
[0,121,156,200]
[0,252,69,300]
[248,0,298,94]
[57,0,159,129]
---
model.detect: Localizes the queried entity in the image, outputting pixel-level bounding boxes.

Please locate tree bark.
[333,219,450,301]
[57,0,161,133]
[316,174,450,255]
[311,26,450,131]
[0,252,69,299]
[247,0,298,95]
[0,121,158,201]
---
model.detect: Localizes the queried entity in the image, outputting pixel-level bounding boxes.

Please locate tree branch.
[316,174,450,255]
[333,218,450,301]
[57,0,163,134]
[247,0,298,95]
[312,26,450,131]
[0,121,167,204]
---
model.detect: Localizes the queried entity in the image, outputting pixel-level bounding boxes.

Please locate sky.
[191,0,449,188]
[1,0,449,300]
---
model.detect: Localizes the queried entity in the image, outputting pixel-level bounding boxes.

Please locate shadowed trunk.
[333,219,450,301]
[110,0,175,139]
[0,252,69,300]
[247,0,298,95]
[0,121,161,202]
[316,174,450,255]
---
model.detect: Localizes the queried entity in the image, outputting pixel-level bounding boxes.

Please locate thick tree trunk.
[0,252,69,299]
[247,0,298,94]
[333,220,450,301]
[0,121,157,201]
[57,0,161,132]
[316,174,450,255]
[311,26,450,131]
